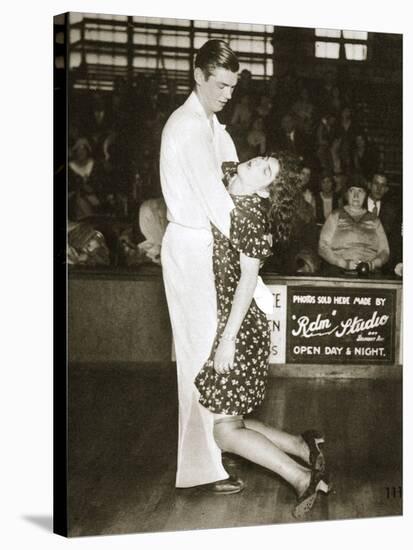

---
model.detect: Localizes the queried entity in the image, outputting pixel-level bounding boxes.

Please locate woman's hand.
[337,258,359,270]
[213,339,236,375]
[347,259,360,270]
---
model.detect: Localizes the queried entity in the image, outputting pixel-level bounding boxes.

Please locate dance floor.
[67,362,402,536]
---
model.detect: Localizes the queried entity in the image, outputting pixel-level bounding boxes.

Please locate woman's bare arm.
[213,252,260,374]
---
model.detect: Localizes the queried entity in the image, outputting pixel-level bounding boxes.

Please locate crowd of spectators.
[67,69,402,275]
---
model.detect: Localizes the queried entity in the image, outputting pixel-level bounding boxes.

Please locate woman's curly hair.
[267,151,304,244]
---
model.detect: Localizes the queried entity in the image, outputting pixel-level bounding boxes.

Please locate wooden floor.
[67,363,402,537]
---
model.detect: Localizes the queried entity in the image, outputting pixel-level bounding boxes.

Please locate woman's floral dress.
[195,194,273,416]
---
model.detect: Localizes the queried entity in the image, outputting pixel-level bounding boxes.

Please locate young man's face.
[195,66,238,116]
[370,175,388,201]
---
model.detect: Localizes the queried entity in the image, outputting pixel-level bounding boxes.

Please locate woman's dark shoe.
[293,470,331,519]
[301,430,325,472]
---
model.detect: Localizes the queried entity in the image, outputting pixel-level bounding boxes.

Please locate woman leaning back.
[195,152,332,518]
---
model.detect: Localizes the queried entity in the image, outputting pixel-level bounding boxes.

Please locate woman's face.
[346,186,366,209]
[301,167,311,186]
[355,135,365,148]
[237,156,280,195]
[74,145,90,163]
[321,177,333,194]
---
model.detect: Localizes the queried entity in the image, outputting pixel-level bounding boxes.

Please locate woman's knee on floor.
[213,417,244,452]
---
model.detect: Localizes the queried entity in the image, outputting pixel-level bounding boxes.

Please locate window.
[69,13,274,90]
[315,41,340,59]
[193,20,273,78]
[315,28,368,61]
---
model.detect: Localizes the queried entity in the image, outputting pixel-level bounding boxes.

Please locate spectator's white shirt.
[160,91,238,238]
[321,194,334,221]
[367,196,381,215]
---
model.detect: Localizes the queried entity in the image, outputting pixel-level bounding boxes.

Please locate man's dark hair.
[194,39,239,79]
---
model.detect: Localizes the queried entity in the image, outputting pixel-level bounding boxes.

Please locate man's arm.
[371,219,390,269]
[176,121,236,238]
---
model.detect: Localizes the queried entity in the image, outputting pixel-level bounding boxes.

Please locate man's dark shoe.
[202,475,245,495]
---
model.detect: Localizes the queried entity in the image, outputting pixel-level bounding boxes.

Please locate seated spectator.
[230,94,253,133]
[318,174,389,274]
[267,192,320,275]
[256,95,273,140]
[328,85,342,118]
[100,133,132,218]
[119,197,167,267]
[274,113,309,159]
[316,111,337,172]
[291,86,315,135]
[229,94,254,160]
[333,172,348,207]
[67,221,110,266]
[231,68,253,104]
[330,136,343,175]
[314,171,340,225]
[82,93,112,159]
[68,138,106,220]
[267,75,279,101]
[365,173,402,272]
[317,70,337,112]
[275,70,298,115]
[352,132,380,179]
[246,117,267,156]
[365,173,389,217]
[300,165,316,215]
[138,197,167,263]
[336,106,359,174]
[256,95,273,119]
[264,152,319,275]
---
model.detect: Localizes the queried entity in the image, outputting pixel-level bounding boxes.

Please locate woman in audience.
[314,171,340,225]
[68,137,105,221]
[247,117,267,156]
[319,174,389,273]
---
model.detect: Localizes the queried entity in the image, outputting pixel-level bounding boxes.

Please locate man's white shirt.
[160,91,238,238]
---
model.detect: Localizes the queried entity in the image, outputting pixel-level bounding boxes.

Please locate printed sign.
[266,285,287,364]
[286,287,396,364]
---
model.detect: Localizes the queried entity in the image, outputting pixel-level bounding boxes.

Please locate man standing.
[160,40,243,492]
[366,173,402,271]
